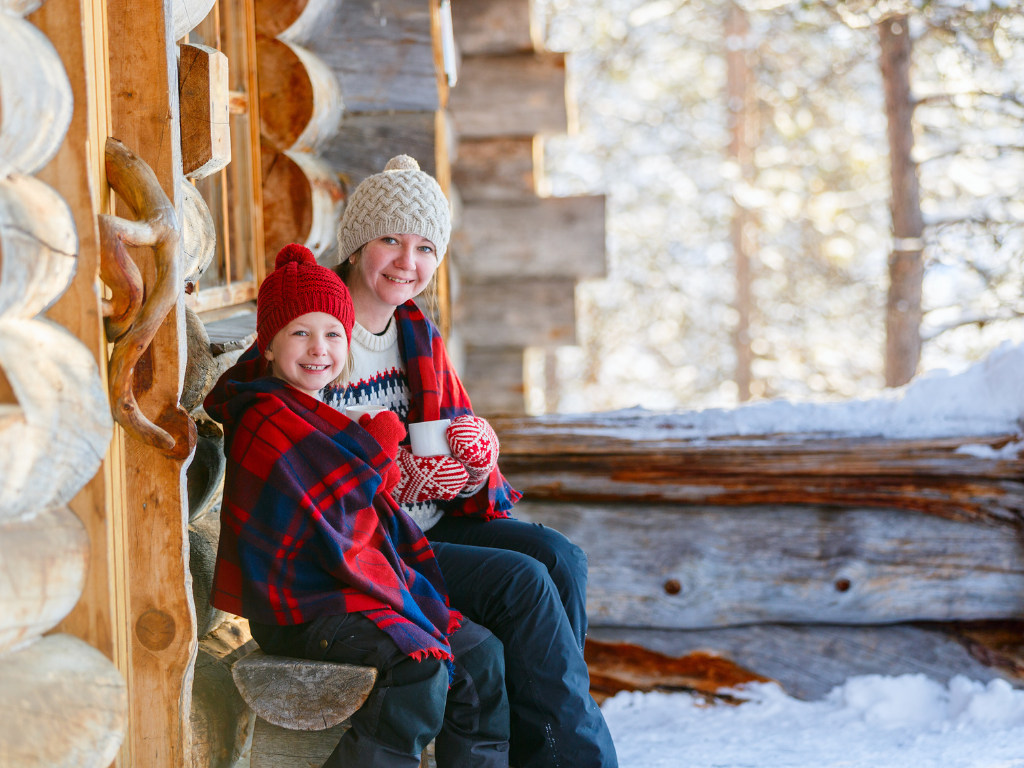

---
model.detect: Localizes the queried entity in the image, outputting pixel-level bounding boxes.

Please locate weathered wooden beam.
[250,720,348,768]
[255,0,336,44]
[461,345,526,416]
[0,506,88,656]
[448,53,567,138]
[454,196,606,279]
[107,0,198,764]
[588,623,1020,702]
[451,0,538,55]
[489,415,1024,526]
[179,43,231,180]
[516,500,1024,629]
[0,634,127,767]
[181,176,217,286]
[455,279,576,347]
[190,647,255,768]
[304,0,439,114]
[451,136,538,201]
[0,12,73,175]
[261,144,345,266]
[256,37,343,154]
[321,111,437,191]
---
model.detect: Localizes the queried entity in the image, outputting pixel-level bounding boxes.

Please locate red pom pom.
[275,243,316,270]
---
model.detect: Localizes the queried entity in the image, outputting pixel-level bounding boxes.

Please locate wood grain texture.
[181,177,217,284]
[460,345,526,416]
[190,648,255,768]
[179,43,231,180]
[1,0,44,16]
[0,317,112,522]
[489,414,1024,526]
[173,0,218,40]
[451,0,537,55]
[31,0,120,662]
[233,650,378,730]
[589,623,1018,702]
[454,196,606,279]
[516,500,1024,628]
[451,137,536,201]
[107,0,198,764]
[0,634,127,768]
[183,305,246,412]
[455,278,576,347]
[0,505,88,655]
[303,0,439,114]
[448,53,567,138]
[261,145,344,263]
[250,719,348,768]
[0,13,73,174]
[0,170,77,320]
[321,111,436,190]
[256,37,343,154]
[255,0,337,44]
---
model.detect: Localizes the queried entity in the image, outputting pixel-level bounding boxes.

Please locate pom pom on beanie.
[334,154,451,265]
[257,244,355,353]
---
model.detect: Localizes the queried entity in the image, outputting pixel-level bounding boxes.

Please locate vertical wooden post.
[106,1,198,766]
[726,1,754,401]
[31,0,120,665]
[879,14,924,388]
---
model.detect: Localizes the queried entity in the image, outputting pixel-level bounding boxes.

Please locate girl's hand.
[446,416,500,488]
[393,447,469,503]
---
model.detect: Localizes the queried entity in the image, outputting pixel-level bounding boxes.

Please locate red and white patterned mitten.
[393,447,469,504]
[446,415,499,492]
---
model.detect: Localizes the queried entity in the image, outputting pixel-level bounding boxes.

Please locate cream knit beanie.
[335,155,451,264]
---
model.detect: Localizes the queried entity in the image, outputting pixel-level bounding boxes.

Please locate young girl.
[325,156,618,768]
[205,244,510,768]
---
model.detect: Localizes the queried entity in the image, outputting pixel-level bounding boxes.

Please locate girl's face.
[263,312,349,398]
[347,233,438,318]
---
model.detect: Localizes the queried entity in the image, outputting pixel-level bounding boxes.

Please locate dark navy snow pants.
[428,515,618,768]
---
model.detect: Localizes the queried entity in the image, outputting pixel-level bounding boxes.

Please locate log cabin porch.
[1,0,1023,767]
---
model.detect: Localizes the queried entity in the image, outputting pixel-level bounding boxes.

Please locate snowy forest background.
[530,0,1024,413]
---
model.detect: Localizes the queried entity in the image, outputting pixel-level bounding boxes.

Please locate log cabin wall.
[447,0,607,415]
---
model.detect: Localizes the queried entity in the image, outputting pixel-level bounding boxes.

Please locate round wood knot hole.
[663,579,682,595]
[320,639,329,649]
[136,609,176,651]
[834,578,852,593]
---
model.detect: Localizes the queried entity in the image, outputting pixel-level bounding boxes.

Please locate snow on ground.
[604,674,1024,768]
[553,341,1024,443]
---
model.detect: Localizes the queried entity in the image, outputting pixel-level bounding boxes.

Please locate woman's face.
[347,233,438,316]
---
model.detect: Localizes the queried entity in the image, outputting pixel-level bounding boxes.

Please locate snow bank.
[604,673,1024,768]
[560,342,1024,442]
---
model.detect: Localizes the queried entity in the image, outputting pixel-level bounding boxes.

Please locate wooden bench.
[232,650,378,768]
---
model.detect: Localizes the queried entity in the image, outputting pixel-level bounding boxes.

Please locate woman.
[323,155,618,768]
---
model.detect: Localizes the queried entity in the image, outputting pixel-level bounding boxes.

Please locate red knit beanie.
[257,244,354,353]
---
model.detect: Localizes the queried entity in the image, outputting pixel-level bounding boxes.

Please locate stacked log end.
[448,0,607,415]
[255,0,345,269]
[0,4,126,766]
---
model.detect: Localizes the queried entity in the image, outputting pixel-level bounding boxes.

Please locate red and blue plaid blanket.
[393,301,522,519]
[205,353,462,662]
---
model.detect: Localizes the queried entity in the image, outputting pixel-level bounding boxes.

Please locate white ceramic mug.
[408,419,452,457]
[346,404,388,420]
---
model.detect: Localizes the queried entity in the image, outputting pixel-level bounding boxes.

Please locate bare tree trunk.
[726,2,754,401]
[879,15,924,387]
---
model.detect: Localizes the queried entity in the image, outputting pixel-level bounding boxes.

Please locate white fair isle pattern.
[393,449,469,505]
[322,319,444,530]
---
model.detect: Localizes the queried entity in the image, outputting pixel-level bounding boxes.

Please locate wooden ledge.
[232,650,377,731]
